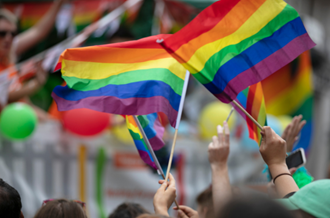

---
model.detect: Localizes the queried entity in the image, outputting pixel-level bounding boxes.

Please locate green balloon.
[0,103,37,140]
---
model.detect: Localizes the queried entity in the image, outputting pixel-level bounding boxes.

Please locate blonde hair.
[0,8,17,25]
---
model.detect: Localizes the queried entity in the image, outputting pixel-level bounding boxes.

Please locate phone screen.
[286,150,304,169]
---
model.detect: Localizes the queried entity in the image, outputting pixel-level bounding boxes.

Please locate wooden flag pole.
[232,100,263,130]
[164,70,190,183]
[133,115,180,208]
[78,145,87,202]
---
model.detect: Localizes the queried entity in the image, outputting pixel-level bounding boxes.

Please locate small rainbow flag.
[262,51,313,152]
[52,34,187,127]
[126,114,165,169]
[160,0,315,103]
[232,82,267,145]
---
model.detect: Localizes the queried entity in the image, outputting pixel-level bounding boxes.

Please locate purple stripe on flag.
[138,150,157,169]
[149,117,165,151]
[216,34,315,103]
[149,137,164,151]
[52,92,178,127]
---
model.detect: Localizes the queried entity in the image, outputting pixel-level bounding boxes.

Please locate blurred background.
[0,0,330,217]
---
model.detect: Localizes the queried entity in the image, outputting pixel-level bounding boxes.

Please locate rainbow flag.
[52,34,187,127]
[262,51,313,152]
[232,82,267,145]
[126,114,165,169]
[160,0,315,103]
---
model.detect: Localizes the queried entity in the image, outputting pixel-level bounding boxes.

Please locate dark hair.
[0,179,22,218]
[34,199,86,218]
[196,186,212,206]
[217,195,294,218]
[196,186,214,218]
[109,202,150,218]
[136,215,170,218]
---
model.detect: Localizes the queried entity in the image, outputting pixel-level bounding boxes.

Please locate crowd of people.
[0,0,329,218]
[1,117,329,218]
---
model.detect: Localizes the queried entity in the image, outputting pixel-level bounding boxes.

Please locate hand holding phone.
[268,148,306,180]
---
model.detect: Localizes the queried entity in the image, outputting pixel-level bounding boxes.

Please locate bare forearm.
[269,164,299,198]
[8,79,41,102]
[16,0,64,55]
[211,166,231,214]
[34,0,63,36]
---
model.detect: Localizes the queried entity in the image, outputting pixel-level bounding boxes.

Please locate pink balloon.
[62,108,110,136]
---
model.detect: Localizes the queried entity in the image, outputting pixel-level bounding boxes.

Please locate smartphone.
[286,148,306,169]
[268,148,306,180]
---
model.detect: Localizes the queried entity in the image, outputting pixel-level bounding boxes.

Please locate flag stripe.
[262,59,313,114]
[52,93,179,127]
[214,33,314,102]
[53,81,181,110]
[62,58,186,80]
[63,68,184,95]
[193,6,299,83]
[62,47,170,63]
[204,17,307,90]
[233,82,267,144]
[164,0,251,51]
[167,0,289,70]
[137,150,157,169]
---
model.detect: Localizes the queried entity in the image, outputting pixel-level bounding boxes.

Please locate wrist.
[211,164,228,173]
[154,207,169,216]
[268,163,289,178]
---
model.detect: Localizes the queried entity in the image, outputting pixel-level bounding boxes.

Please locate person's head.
[34,199,87,218]
[196,186,214,218]
[218,194,294,218]
[0,9,17,60]
[136,215,169,218]
[279,179,330,218]
[108,202,150,218]
[0,178,23,218]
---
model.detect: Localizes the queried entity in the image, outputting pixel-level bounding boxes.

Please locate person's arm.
[8,79,41,102]
[153,173,177,217]
[8,61,47,102]
[15,0,68,55]
[208,122,231,215]
[281,115,306,153]
[259,127,299,197]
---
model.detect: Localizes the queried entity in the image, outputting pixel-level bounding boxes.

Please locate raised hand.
[260,126,287,167]
[281,115,306,152]
[153,173,177,216]
[208,122,230,171]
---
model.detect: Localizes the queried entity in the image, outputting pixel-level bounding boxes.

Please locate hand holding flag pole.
[132,115,180,209]
[164,70,190,183]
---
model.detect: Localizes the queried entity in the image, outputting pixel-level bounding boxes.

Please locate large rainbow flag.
[262,51,313,152]
[160,0,315,103]
[52,34,187,127]
[126,114,165,169]
[232,82,267,145]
